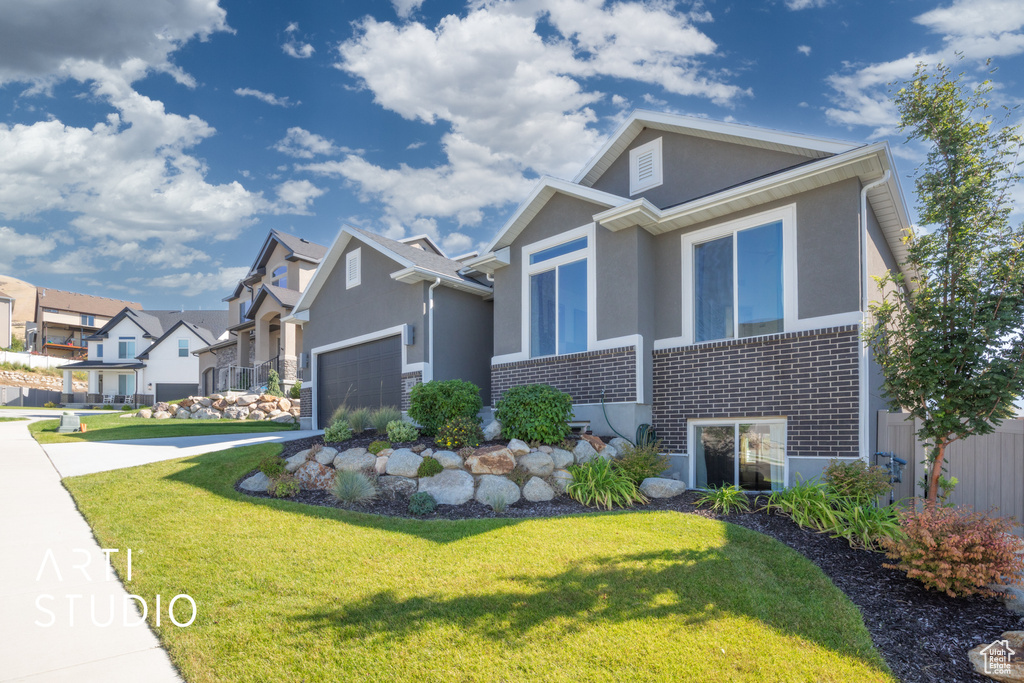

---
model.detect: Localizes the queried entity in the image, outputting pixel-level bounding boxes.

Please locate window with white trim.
[692,419,786,492]
[629,137,663,195]
[271,265,287,289]
[178,339,189,357]
[117,374,136,396]
[96,343,103,358]
[525,235,588,357]
[118,337,136,359]
[346,249,361,289]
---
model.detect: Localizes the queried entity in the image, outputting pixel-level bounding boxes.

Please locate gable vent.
[346,248,361,289]
[629,137,663,196]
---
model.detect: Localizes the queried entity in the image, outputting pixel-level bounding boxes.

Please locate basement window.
[629,137,663,195]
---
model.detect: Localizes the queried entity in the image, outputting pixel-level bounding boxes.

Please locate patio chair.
[102,394,115,404]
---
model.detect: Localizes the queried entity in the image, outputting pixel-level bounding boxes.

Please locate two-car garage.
[315,335,403,428]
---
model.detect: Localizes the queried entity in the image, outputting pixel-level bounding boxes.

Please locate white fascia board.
[460,246,510,275]
[281,310,309,326]
[390,267,493,296]
[481,177,629,254]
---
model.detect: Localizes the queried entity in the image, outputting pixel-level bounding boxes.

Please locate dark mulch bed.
[232,434,1023,683]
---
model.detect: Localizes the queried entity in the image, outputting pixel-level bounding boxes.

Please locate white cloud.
[825,0,1024,134]
[406,141,426,150]
[0,226,58,272]
[282,22,315,59]
[786,0,829,9]
[440,231,474,256]
[273,179,326,215]
[147,267,250,297]
[797,45,812,56]
[234,87,297,107]
[392,0,426,19]
[273,127,347,158]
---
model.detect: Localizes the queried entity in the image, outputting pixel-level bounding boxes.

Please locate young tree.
[865,60,1024,503]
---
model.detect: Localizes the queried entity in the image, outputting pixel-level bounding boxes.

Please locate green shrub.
[332,470,378,504]
[368,440,391,455]
[324,419,353,443]
[434,415,483,450]
[823,460,891,505]
[102,404,116,410]
[494,384,572,444]
[266,369,284,397]
[330,404,351,426]
[348,407,371,434]
[882,505,1024,597]
[417,456,444,478]
[269,474,300,498]
[408,491,437,516]
[765,480,835,529]
[370,406,401,434]
[121,404,134,411]
[567,457,647,510]
[43,401,57,408]
[696,485,751,514]
[258,456,287,478]
[386,420,419,443]
[611,441,668,485]
[289,380,302,400]
[484,493,509,513]
[408,380,482,436]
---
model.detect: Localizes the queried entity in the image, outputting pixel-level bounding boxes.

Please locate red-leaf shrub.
[881,504,1024,597]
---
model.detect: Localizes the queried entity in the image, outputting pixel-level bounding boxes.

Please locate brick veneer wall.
[299,386,312,418]
[491,346,637,405]
[652,326,859,455]
[401,371,422,412]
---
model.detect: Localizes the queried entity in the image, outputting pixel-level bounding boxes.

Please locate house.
[0,290,12,349]
[288,227,493,430]
[58,308,229,405]
[461,110,911,490]
[0,274,39,350]
[28,287,143,358]
[195,230,326,396]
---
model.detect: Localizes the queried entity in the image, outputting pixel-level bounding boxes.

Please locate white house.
[59,308,229,405]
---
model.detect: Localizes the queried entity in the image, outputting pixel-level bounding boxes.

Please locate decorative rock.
[550,448,574,469]
[268,409,284,418]
[258,401,278,413]
[417,469,475,505]
[523,477,555,502]
[482,419,502,441]
[465,445,516,475]
[968,631,1024,682]
[573,439,598,464]
[378,475,417,497]
[271,414,295,424]
[119,412,134,418]
[209,394,224,401]
[179,397,194,409]
[385,449,423,478]
[236,394,259,406]
[222,394,237,405]
[248,410,266,421]
[421,449,433,458]
[153,410,172,419]
[433,450,463,469]
[639,477,687,498]
[518,451,555,477]
[475,474,521,508]
[212,399,229,411]
[259,393,275,403]
[314,446,339,465]
[581,433,606,452]
[601,444,619,460]
[284,452,309,473]
[374,456,389,475]
[288,408,301,417]
[507,439,531,456]
[189,403,202,413]
[377,448,394,458]
[295,460,335,491]
[239,472,271,492]
[551,469,573,493]
[155,402,171,413]
[609,437,631,453]
[198,397,212,407]
[224,406,248,420]
[538,445,553,454]
[411,444,427,454]
[194,408,220,420]
[278,398,291,411]
[334,450,375,472]
[138,409,152,419]
[175,408,191,419]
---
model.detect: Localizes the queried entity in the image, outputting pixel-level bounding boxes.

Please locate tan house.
[0,290,13,349]
[196,230,326,394]
[29,288,142,358]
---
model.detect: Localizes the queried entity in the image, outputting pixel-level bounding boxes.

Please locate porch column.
[88,370,99,395]
[237,330,252,367]
[61,369,73,403]
[280,322,298,383]
[255,318,272,365]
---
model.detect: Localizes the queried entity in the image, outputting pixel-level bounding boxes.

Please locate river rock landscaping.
[139,392,300,424]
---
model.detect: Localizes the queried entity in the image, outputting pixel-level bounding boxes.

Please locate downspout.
[859,170,891,462]
[426,278,441,382]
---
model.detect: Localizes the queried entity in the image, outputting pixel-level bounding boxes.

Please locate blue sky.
[0,0,1022,311]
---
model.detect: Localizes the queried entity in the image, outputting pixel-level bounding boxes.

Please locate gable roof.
[574,109,860,188]
[245,283,302,320]
[83,307,229,342]
[36,287,142,318]
[292,225,492,317]
[136,319,217,359]
[398,234,445,255]
[225,229,328,301]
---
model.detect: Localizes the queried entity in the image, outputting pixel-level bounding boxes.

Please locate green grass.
[62,445,894,683]
[0,416,28,422]
[29,414,297,444]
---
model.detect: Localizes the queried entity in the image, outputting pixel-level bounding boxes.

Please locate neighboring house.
[59,308,228,405]
[288,227,493,430]
[463,110,911,490]
[0,290,12,349]
[195,230,326,395]
[28,287,142,358]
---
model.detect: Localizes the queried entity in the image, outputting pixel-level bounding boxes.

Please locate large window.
[526,235,588,357]
[272,265,287,289]
[118,337,135,359]
[81,314,95,326]
[693,419,786,492]
[117,374,135,396]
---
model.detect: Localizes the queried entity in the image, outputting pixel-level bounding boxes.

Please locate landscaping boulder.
[179,397,194,409]
[194,408,220,420]
[189,403,202,413]
[278,398,291,411]
[378,475,417,497]
[198,397,212,407]
[609,437,631,453]
[465,445,515,475]
[475,475,521,508]
[639,477,687,499]
[257,401,278,413]
[507,439,531,456]
[284,452,309,473]
[174,408,191,419]
[518,451,555,477]
[248,410,266,421]
[377,448,394,458]
[313,447,339,466]
[334,449,375,472]
[523,477,555,502]
[551,469,573,493]
[221,394,237,405]
[581,433,605,452]
[224,406,248,420]
[385,449,423,478]
[411,444,427,454]
[212,399,229,411]
[153,410,172,419]
[155,402,171,413]
[537,445,552,454]
[482,419,502,441]
[271,414,295,424]
[433,450,463,469]
[417,469,475,505]
[573,439,597,463]
[240,472,271,492]
[236,394,259,406]
[209,393,224,401]
[968,631,1024,682]
[601,444,618,460]
[550,448,574,469]
[295,460,335,491]
[374,456,389,475]
[137,409,152,419]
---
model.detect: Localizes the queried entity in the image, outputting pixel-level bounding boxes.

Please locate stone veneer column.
[401,372,422,412]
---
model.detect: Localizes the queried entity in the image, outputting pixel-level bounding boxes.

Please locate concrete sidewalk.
[0,420,183,682]
[43,429,321,478]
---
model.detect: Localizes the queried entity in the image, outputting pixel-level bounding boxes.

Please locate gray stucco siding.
[590,127,815,208]
[432,286,493,405]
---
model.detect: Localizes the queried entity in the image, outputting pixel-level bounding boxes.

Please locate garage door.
[317,335,402,427]
[156,383,198,402]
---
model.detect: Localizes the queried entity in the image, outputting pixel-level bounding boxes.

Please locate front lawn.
[30,414,297,444]
[63,444,894,683]
[0,416,28,422]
